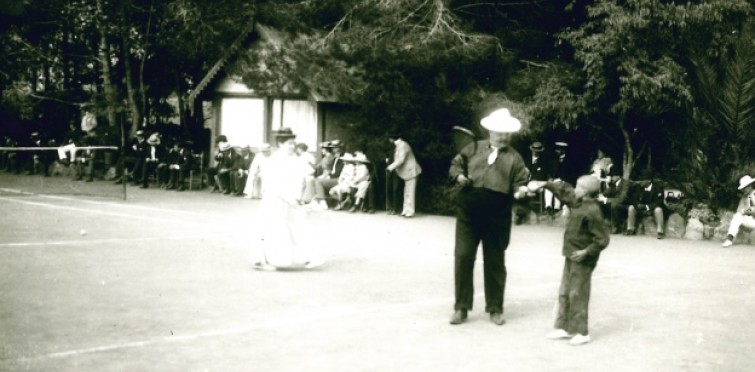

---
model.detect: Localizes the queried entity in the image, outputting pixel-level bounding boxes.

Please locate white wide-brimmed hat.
[738,175,755,190]
[340,153,355,162]
[480,108,522,133]
[352,152,370,163]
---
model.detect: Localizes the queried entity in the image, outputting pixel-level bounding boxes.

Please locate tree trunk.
[95,0,118,127]
[619,116,634,180]
[122,33,141,137]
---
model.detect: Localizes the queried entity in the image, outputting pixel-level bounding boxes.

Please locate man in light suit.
[386,133,422,217]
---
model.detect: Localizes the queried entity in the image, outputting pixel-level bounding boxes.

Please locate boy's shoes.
[569,334,591,345]
[449,309,467,325]
[657,232,665,240]
[304,258,324,269]
[546,329,574,339]
[490,312,505,325]
[722,239,733,248]
[252,262,276,271]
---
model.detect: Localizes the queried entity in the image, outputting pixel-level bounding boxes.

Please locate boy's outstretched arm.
[527,180,577,207]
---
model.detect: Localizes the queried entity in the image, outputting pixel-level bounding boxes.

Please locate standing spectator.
[625,174,668,239]
[516,140,548,224]
[546,141,578,217]
[722,175,755,247]
[249,127,324,270]
[140,132,164,189]
[80,105,98,134]
[448,108,530,326]
[590,148,614,192]
[386,133,422,218]
[233,144,255,196]
[244,143,272,199]
[311,140,345,210]
[29,132,54,176]
[295,142,316,204]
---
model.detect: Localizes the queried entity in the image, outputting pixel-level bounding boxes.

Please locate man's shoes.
[623,229,635,236]
[449,310,467,325]
[569,334,591,345]
[611,227,621,234]
[387,210,396,215]
[657,232,665,240]
[490,312,505,325]
[546,329,574,339]
[722,239,733,248]
[139,185,148,189]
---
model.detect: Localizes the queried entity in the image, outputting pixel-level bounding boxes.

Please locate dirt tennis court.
[1,173,753,372]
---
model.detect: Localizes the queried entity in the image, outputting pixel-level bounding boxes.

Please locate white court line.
[0,188,208,217]
[13,273,621,363]
[0,195,210,226]
[0,234,226,248]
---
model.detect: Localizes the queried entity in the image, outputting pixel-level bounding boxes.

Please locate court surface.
[1,173,754,372]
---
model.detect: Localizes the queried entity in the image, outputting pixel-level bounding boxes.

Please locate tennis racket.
[451,125,477,177]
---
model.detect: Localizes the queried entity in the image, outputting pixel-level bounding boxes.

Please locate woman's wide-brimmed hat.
[738,175,755,190]
[274,127,297,141]
[340,152,355,162]
[326,139,342,148]
[480,108,521,133]
[529,141,544,153]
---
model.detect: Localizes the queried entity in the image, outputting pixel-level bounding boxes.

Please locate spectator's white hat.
[738,175,755,190]
[259,143,272,152]
[340,153,356,162]
[480,108,521,133]
[218,141,232,152]
[352,152,370,163]
[147,132,161,146]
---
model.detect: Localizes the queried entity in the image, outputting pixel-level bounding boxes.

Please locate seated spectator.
[211,138,237,194]
[722,175,755,248]
[165,141,194,191]
[140,132,165,189]
[29,132,55,177]
[57,122,82,167]
[296,142,316,204]
[312,140,344,210]
[329,153,356,210]
[625,174,669,239]
[597,175,633,234]
[2,136,19,173]
[207,135,228,192]
[73,131,100,182]
[348,151,372,213]
[244,143,271,199]
[233,144,255,196]
[115,130,147,185]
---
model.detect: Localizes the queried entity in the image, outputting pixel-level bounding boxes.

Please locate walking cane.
[384,158,389,212]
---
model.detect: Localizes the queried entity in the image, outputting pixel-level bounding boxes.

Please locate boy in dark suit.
[529,175,610,345]
[626,175,668,239]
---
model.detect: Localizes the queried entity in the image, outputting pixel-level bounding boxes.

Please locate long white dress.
[250,148,325,269]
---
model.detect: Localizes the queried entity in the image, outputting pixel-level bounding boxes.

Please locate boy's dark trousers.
[555,259,596,335]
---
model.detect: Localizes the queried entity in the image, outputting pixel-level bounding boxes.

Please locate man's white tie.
[488,147,499,165]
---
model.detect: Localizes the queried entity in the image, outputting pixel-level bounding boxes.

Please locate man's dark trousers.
[454,188,513,314]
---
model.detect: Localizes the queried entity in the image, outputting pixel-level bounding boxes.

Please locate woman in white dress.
[250,128,325,270]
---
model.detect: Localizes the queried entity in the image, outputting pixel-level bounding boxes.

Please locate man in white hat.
[244,143,272,199]
[722,175,755,247]
[448,107,530,326]
[386,133,422,217]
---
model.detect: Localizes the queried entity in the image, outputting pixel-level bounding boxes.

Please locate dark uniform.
[448,140,529,318]
[232,147,255,196]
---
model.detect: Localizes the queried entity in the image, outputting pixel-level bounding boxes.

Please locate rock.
[665,213,686,239]
[640,216,657,236]
[684,218,704,240]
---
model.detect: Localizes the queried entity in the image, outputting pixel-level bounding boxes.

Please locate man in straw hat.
[386,132,422,217]
[448,107,530,326]
[722,175,755,248]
